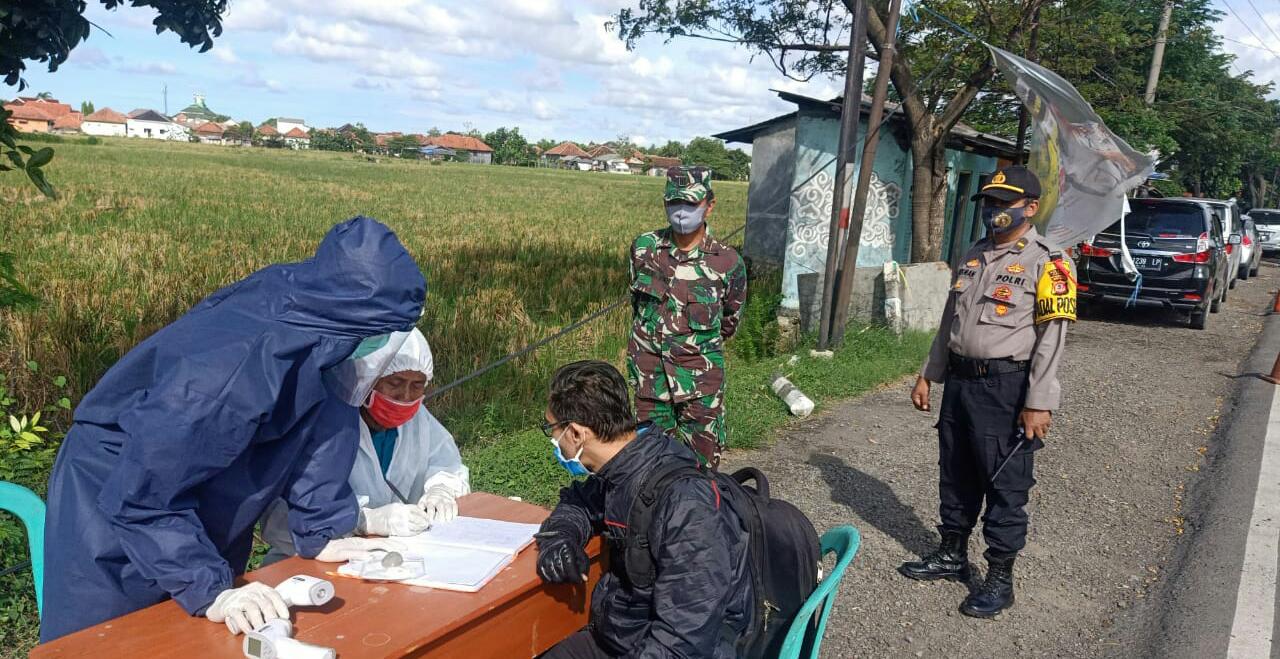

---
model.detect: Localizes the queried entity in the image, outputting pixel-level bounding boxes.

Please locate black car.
[1077,198,1236,329]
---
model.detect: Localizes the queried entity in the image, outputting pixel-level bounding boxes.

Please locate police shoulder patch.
[1035,258,1077,323]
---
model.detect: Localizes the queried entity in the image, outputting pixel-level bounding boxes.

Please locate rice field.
[0,136,748,437]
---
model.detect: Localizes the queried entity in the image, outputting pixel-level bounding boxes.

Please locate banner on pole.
[988,46,1155,248]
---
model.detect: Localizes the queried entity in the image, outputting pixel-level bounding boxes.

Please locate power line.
[1221,0,1280,60]
[1245,0,1280,46]
[1220,35,1280,54]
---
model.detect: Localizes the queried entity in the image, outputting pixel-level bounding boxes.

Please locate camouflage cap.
[664,166,713,203]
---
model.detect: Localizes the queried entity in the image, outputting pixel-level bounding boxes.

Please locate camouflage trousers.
[635,391,726,470]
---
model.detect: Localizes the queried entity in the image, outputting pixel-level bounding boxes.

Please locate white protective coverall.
[260,328,470,563]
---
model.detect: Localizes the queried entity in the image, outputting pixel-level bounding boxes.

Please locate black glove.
[536,532,589,584]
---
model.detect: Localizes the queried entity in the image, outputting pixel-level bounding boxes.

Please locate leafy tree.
[310,129,359,152]
[344,123,376,152]
[654,140,685,159]
[80,100,93,115]
[614,0,1046,261]
[536,138,558,153]
[484,126,534,166]
[386,134,422,158]
[683,136,751,180]
[428,126,442,137]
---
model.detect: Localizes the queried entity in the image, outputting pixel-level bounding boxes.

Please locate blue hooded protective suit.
[38,217,426,643]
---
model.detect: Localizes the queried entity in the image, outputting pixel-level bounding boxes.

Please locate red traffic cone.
[1267,352,1280,385]
[1273,290,1280,314]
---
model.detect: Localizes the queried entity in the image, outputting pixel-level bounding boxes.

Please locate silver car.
[1188,198,1243,288]
[1238,216,1263,279]
[1252,208,1280,255]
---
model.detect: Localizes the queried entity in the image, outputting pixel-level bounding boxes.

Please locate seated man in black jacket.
[536,360,754,659]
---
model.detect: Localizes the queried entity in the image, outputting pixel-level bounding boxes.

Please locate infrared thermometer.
[243,620,336,659]
[274,575,334,607]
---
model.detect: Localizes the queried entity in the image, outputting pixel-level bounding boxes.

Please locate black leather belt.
[948,354,1028,379]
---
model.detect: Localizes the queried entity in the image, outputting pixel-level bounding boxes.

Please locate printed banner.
[989,46,1155,247]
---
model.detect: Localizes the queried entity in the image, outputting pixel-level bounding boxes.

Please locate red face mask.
[364,389,423,428]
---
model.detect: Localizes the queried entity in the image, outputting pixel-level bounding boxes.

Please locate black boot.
[898,531,971,581]
[960,553,1016,618]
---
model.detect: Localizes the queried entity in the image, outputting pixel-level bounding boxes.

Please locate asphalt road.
[1112,268,1280,658]
[723,260,1279,657]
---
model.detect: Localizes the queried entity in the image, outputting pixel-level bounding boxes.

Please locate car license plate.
[1132,256,1163,271]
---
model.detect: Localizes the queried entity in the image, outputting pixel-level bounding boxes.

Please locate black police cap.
[972,165,1042,202]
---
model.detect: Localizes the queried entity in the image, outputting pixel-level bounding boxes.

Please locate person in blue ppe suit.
[38,217,426,643]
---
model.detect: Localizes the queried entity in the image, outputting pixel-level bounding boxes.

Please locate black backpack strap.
[730,467,770,499]
[624,461,704,590]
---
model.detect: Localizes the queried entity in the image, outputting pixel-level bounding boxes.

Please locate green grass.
[0,138,930,654]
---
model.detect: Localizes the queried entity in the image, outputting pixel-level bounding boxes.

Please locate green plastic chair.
[778,525,862,659]
[0,481,46,618]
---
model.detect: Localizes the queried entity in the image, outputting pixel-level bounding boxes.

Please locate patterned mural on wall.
[780,156,903,309]
[858,171,901,265]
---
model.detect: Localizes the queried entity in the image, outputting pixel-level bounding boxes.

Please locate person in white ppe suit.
[261,328,470,564]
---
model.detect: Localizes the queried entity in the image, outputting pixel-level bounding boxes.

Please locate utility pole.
[1144,0,1174,106]
[1014,5,1042,162]
[830,0,902,344]
[817,0,869,351]
[163,84,168,115]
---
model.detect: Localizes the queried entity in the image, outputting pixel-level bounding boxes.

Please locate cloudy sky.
[11,0,839,146]
[9,0,1276,146]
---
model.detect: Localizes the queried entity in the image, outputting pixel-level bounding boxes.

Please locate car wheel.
[1211,291,1222,313]
[1230,273,1238,289]
[1190,308,1209,330]
[1253,265,1261,277]
[1240,265,1251,280]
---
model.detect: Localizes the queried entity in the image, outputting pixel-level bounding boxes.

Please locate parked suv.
[1190,198,1243,288]
[1077,198,1235,329]
[1251,208,1280,255]
[1238,216,1263,279]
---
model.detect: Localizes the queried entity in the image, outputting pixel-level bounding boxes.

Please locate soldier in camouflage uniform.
[627,166,748,470]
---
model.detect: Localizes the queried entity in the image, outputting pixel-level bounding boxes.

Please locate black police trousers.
[937,369,1044,557]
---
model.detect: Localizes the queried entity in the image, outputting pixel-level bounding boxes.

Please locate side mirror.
[1229,233,1242,245]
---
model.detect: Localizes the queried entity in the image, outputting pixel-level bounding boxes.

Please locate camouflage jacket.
[627,228,748,401]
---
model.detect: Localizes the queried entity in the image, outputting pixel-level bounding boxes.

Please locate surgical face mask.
[666,203,707,235]
[364,389,423,428]
[982,204,1030,235]
[551,429,590,477]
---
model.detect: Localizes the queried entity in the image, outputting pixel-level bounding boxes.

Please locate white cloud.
[212,45,240,64]
[237,71,284,93]
[78,0,839,142]
[1216,7,1280,97]
[118,60,177,75]
[531,98,559,120]
[70,46,110,68]
[222,0,284,31]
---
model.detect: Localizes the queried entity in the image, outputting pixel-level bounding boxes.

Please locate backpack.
[624,463,822,659]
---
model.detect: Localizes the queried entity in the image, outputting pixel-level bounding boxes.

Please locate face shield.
[321,332,411,406]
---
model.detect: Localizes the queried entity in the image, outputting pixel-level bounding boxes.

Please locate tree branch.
[858,0,930,135]
[628,27,850,52]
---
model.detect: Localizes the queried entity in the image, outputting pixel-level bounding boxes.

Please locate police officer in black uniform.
[899,166,1076,618]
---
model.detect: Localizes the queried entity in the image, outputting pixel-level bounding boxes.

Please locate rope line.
[424,222,747,402]
[0,560,30,578]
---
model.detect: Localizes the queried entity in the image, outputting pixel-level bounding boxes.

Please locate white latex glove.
[357,502,432,537]
[205,582,290,635]
[418,484,458,524]
[313,536,408,562]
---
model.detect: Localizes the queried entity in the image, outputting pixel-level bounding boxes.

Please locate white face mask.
[666,203,708,235]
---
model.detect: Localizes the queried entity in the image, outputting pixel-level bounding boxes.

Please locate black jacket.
[541,424,753,658]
